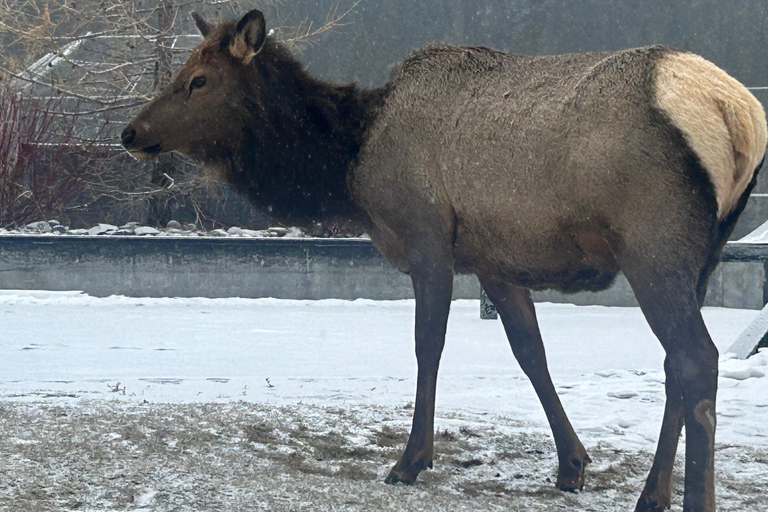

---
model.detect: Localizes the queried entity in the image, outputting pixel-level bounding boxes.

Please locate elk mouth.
[127,144,162,161]
[141,144,162,155]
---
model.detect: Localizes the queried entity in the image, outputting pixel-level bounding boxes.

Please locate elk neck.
[229,39,388,230]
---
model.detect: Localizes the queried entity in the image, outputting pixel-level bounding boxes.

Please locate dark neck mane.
[229,38,387,233]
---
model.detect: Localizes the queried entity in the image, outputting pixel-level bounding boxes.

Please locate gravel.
[2,220,308,239]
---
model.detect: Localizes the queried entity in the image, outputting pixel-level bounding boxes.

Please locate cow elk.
[122,10,767,511]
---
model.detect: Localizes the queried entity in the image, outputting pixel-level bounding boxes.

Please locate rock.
[120,222,141,230]
[211,229,229,237]
[227,226,243,236]
[115,229,134,235]
[51,225,67,234]
[183,223,197,231]
[88,224,118,236]
[166,228,183,234]
[48,219,61,227]
[285,227,305,238]
[134,226,160,236]
[267,227,288,237]
[166,220,182,230]
[26,221,52,233]
[67,229,88,235]
[240,229,262,237]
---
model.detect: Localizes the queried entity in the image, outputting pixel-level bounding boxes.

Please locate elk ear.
[231,9,267,64]
[191,12,213,38]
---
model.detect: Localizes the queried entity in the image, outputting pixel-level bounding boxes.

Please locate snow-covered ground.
[1,292,767,511]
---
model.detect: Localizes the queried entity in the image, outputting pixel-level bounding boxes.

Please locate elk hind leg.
[635,356,684,512]
[623,264,718,512]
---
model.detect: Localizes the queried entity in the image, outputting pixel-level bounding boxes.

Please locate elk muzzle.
[121,124,162,160]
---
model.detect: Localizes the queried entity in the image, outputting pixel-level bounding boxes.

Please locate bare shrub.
[0,79,82,226]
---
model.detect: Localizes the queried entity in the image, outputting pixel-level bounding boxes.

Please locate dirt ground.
[1,400,766,512]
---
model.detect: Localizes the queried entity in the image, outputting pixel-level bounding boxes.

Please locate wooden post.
[480,287,497,320]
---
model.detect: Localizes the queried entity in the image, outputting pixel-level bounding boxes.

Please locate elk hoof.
[384,456,432,485]
[634,489,671,512]
[556,453,591,492]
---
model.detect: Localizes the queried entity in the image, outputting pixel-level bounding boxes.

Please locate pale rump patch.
[655,52,767,218]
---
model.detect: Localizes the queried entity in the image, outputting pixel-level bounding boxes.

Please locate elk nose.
[121,127,136,147]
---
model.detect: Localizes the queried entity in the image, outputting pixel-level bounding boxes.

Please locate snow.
[734,218,768,243]
[1,291,765,450]
[1,291,767,510]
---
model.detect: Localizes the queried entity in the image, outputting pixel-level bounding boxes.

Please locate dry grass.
[0,400,766,511]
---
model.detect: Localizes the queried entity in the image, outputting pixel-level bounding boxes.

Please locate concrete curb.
[0,236,764,308]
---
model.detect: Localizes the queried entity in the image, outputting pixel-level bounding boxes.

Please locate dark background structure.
[1,0,767,232]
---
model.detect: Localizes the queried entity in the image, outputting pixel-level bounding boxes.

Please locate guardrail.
[721,243,768,262]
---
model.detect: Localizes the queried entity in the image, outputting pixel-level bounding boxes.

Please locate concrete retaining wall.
[0,236,764,308]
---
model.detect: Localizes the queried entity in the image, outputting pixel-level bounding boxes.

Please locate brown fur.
[123,10,767,512]
[122,15,384,227]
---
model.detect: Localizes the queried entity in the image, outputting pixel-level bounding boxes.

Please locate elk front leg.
[385,263,453,485]
[480,279,590,491]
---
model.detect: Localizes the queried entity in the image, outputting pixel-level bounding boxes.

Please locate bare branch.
[281,0,363,48]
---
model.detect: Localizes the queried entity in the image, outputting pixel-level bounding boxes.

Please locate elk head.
[121,9,269,179]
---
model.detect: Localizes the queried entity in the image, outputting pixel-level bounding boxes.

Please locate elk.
[122,9,767,512]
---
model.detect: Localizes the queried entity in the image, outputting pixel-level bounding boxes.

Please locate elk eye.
[189,76,206,93]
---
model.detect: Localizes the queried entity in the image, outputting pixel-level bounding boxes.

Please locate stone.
[211,229,229,237]
[240,229,262,237]
[26,221,52,233]
[183,223,197,231]
[285,227,305,238]
[267,227,288,237]
[48,219,61,227]
[67,229,88,235]
[134,226,160,236]
[51,225,67,234]
[88,224,118,236]
[120,222,141,230]
[166,220,182,230]
[227,226,243,236]
[115,229,134,235]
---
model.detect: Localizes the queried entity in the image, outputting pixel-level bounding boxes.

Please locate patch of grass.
[371,425,408,448]
[243,422,277,445]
